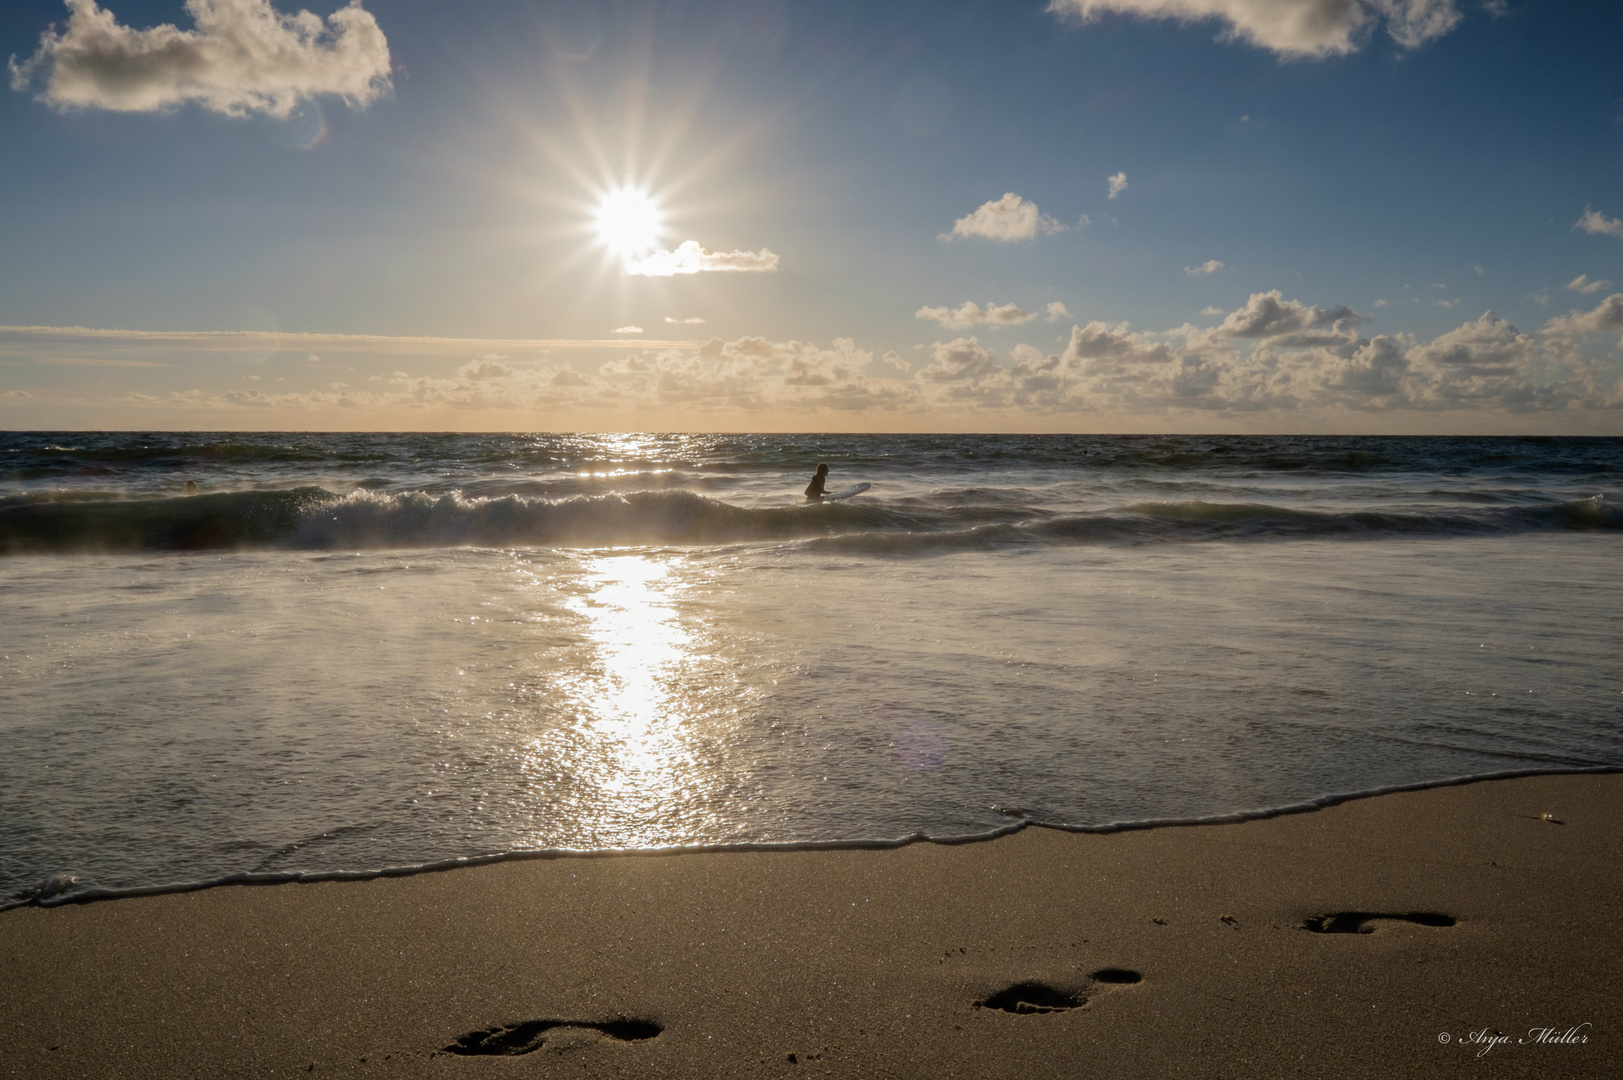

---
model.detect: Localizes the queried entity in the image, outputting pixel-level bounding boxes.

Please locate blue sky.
[2,0,1621,431]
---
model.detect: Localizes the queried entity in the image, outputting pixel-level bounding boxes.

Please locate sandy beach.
[2,771,1617,1079]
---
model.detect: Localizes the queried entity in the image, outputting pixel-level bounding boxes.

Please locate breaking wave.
[1,487,1617,555]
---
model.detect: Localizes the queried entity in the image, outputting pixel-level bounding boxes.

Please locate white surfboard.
[821,482,870,502]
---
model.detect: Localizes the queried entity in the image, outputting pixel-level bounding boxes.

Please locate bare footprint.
[975,968,1142,1014]
[1301,911,1455,934]
[440,1018,661,1056]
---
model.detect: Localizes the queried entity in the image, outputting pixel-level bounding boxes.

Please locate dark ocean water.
[1,432,1620,906]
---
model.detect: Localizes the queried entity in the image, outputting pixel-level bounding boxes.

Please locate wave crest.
[1,489,1617,556]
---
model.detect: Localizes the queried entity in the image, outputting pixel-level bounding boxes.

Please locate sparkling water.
[2,432,1619,903]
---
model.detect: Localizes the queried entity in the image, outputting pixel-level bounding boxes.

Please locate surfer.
[804,462,830,500]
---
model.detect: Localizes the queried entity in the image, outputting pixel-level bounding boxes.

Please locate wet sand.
[2,772,1618,1079]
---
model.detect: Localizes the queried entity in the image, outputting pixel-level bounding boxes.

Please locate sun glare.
[594,187,663,257]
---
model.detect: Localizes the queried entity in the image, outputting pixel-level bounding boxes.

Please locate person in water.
[805,462,830,500]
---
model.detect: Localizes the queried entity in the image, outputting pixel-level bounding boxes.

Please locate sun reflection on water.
[537,551,721,846]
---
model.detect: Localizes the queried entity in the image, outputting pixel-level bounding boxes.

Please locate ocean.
[2,432,1620,907]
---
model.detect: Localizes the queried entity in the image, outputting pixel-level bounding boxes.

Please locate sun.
[594,187,664,257]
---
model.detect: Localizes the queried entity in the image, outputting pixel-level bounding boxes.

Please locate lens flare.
[594,188,663,257]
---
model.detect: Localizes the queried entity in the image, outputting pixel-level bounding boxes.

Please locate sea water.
[1,433,1619,905]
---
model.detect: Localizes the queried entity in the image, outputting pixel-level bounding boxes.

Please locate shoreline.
[3,772,1619,1077]
[10,763,1619,914]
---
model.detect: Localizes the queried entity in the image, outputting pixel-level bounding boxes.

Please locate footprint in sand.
[440,1018,661,1056]
[975,968,1143,1014]
[1301,911,1456,934]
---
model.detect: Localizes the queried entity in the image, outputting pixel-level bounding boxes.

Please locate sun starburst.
[593,187,664,257]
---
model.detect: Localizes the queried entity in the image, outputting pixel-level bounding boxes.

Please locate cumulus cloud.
[1046,0,1463,59]
[1045,301,1072,321]
[930,297,1597,414]
[29,291,1623,420]
[1107,172,1128,199]
[665,316,706,324]
[1567,274,1613,295]
[915,301,1036,330]
[1215,289,1362,342]
[1575,208,1623,240]
[613,326,643,334]
[8,0,392,118]
[1185,259,1224,276]
[622,240,779,276]
[943,193,1066,241]
[1542,293,1623,349]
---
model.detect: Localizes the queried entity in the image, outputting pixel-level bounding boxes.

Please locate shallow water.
[1,433,1620,903]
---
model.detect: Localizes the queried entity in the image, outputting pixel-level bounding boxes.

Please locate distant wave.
[1,487,1618,555]
[804,495,1623,554]
[6,432,1620,485]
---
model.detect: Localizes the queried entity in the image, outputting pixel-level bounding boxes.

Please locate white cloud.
[918,337,1003,385]
[622,240,778,276]
[1373,298,1389,307]
[1542,293,1623,349]
[943,193,1066,241]
[1201,305,1226,316]
[665,316,706,324]
[1402,312,1549,407]
[1575,208,1623,240]
[9,0,391,118]
[1185,259,1224,276]
[1045,301,1072,321]
[1567,274,1613,295]
[1046,0,1463,59]
[1216,289,1362,342]
[1433,298,1459,308]
[915,301,1036,329]
[1472,264,1486,275]
[613,326,643,334]
[1107,172,1128,199]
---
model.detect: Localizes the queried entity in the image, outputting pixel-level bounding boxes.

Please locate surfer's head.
[815,463,828,475]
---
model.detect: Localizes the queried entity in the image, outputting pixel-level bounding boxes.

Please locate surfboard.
[821,482,870,502]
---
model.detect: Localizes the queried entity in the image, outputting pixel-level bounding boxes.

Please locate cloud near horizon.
[1046,0,1464,59]
[27,291,1620,421]
[943,193,1066,242]
[915,301,1036,330]
[8,0,392,118]
[623,240,779,276]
